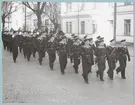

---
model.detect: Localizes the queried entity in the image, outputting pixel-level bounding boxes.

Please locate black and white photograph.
[2,1,134,104]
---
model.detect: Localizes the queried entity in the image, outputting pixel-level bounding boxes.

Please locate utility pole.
[113,3,117,43]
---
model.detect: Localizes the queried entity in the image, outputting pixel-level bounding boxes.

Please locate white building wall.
[61,2,134,43]
[116,4,133,42]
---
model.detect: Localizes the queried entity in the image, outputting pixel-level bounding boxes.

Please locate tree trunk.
[36,13,42,30]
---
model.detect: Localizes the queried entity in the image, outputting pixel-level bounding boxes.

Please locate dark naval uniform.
[81,44,94,83]
[19,34,24,53]
[57,40,68,75]
[22,36,28,58]
[71,43,81,74]
[67,37,74,63]
[47,39,56,70]
[11,34,19,62]
[26,37,33,62]
[106,45,118,79]
[95,45,106,81]
[116,45,130,79]
[37,38,45,65]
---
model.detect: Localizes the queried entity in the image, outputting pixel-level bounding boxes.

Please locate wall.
[116,4,133,42]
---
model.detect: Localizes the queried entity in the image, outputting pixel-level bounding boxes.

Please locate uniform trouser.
[42,50,46,58]
[7,42,10,51]
[3,41,7,50]
[59,53,67,74]
[70,55,73,63]
[73,55,80,73]
[116,56,127,78]
[107,57,116,79]
[97,61,106,80]
[33,47,37,58]
[27,49,32,62]
[12,48,18,62]
[23,44,27,58]
[48,52,56,69]
[38,50,45,65]
[82,57,90,82]
[9,43,12,53]
[19,43,23,53]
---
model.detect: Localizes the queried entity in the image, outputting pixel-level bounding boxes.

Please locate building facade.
[114,3,134,43]
[61,2,134,43]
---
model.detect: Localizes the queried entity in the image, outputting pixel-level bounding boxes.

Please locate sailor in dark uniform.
[71,36,81,74]
[2,31,7,50]
[95,36,101,47]
[95,39,107,81]
[80,37,94,84]
[37,34,45,65]
[8,31,13,53]
[31,31,37,58]
[11,31,19,63]
[116,39,130,79]
[18,31,23,53]
[47,36,56,70]
[67,34,75,63]
[26,31,33,62]
[106,39,118,80]
[22,31,28,58]
[57,36,68,75]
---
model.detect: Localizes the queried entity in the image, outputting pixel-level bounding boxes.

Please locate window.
[69,22,72,33]
[124,2,131,5]
[124,19,131,36]
[81,21,85,34]
[66,22,68,33]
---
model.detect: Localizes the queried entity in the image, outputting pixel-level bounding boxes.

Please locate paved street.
[2,48,134,104]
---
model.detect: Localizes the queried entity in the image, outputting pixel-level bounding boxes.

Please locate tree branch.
[40,2,46,13]
[22,2,37,14]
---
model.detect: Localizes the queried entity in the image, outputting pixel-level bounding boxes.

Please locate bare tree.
[22,2,46,30]
[2,1,18,31]
[44,2,60,31]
